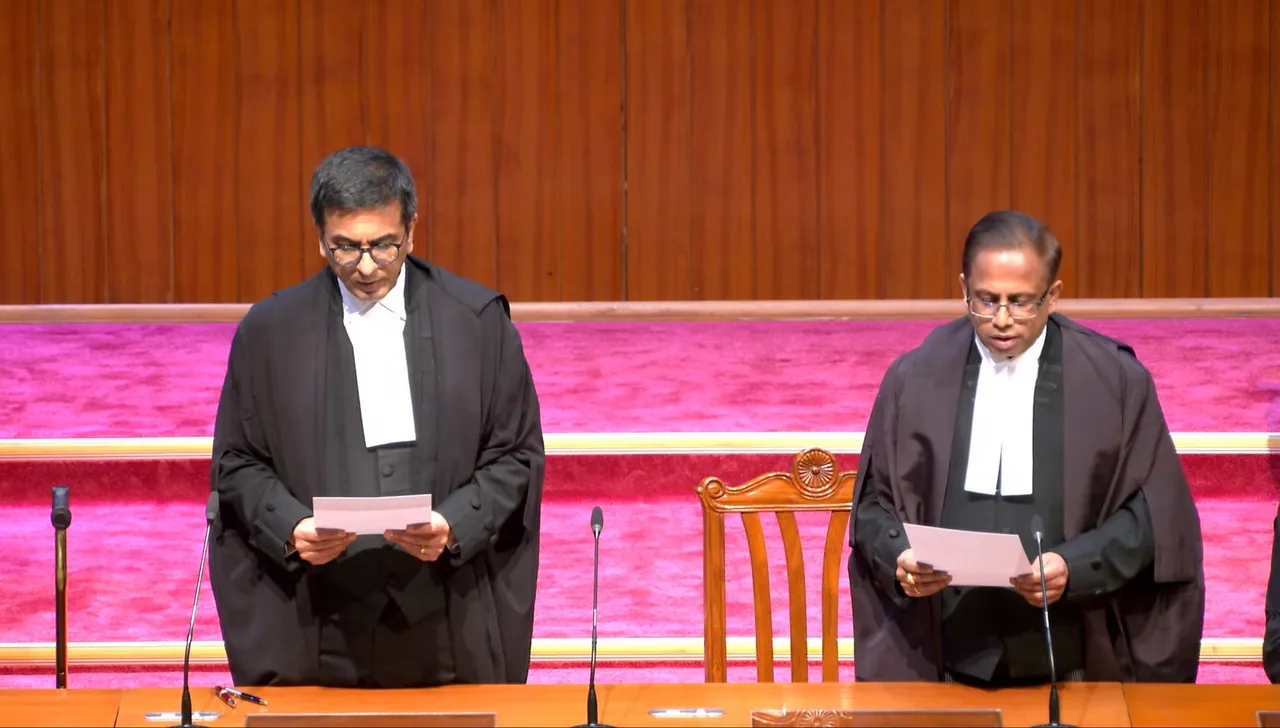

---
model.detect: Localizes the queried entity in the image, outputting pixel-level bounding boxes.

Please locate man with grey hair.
[209,146,545,688]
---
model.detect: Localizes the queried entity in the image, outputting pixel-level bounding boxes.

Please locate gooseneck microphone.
[1030,514,1076,728]
[173,492,220,728]
[574,506,613,728]
[51,485,72,689]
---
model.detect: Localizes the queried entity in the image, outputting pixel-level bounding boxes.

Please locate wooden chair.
[697,448,856,683]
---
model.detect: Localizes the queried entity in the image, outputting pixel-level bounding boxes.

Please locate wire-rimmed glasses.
[965,288,1049,321]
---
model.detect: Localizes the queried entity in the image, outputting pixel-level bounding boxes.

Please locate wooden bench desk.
[0,682,1135,728]
[0,688,122,727]
[603,682,1130,727]
[1123,684,1280,727]
[11,681,1280,727]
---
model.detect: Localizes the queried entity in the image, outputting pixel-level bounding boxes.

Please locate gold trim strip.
[3,297,1280,324]
[0,637,1260,667]
[0,432,1275,460]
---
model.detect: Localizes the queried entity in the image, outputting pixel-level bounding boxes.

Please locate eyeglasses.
[325,240,403,269]
[966,288,1050,321]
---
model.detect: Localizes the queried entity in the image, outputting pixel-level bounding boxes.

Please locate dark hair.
[309,146,417,234]
[961,210,1062,282]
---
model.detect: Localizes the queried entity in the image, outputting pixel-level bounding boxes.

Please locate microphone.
[1030,514,1075,728]
[51,485,72,689]
[172,492,220,728]
[574,506,612,728]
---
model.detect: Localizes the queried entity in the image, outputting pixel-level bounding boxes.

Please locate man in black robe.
[208,146,545,688]
[848,210,1204,685]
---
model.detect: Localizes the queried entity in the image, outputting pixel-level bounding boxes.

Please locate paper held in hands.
[312,494,433,535]
[903,523,1035,587]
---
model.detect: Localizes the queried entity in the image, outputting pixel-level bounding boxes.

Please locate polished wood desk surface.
[603,682,1129,727]
[1,682,1126,728]
[0,688,123,728]
[1123,684,1280,727]
[1,682,1278,727]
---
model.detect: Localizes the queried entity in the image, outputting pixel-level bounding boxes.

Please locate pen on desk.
[217,686,268,706]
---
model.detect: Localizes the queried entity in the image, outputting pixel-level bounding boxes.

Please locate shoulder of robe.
[234,268,333,340]
[408,256,511,320]
[1052,313,1154,386]
[888,316,972,376]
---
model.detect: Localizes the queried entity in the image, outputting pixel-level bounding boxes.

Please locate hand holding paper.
[903,523,1035,588]
[1011,551,1070,607]
[384,511,452,563]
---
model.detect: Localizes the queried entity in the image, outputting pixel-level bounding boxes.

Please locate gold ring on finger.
[906,572,916,586]
[420,546,427,556]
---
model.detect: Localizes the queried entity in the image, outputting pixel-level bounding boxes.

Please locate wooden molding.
[1,297,1279,324]
[0,431,1274,461]
[0,636,1259,668]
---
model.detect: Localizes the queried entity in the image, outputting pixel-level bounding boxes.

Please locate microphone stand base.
[1031,723,1078,728]
[573,724,615,728]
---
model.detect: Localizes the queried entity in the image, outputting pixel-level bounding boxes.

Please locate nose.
[355,252,379,277]
[993,306,1014,328]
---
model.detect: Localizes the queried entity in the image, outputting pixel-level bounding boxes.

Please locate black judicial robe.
[1265,501,1280,683]
[208,255,545,686]
[848,314,1205,683]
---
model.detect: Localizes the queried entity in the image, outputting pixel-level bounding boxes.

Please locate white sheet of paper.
[903,523,1035,588]
[311,494,433,535]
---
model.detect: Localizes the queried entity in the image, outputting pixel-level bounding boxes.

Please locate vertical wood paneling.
[753,0,819,300]
[234,0,304,301]
[947,0,1011,271]
[881,0,949,298]
[171,0,237,303]
[557,0,624,301]
[364,0,431,259]
[624,0,691,300]
[817,0,881,299]
[1206,0,1272,296]
[688,0,754,300]
[300,0,368,256]
[1011,0,1077,286]
[0,0,41,305]
[1140,0,1207,298]
[6,0,1280,304]
[427,0,498,287]
[494,0,560,303]
[1273,0,1280,296]
[37,0,107,304]
[1075,0,1141,298]
[104,0,172,303]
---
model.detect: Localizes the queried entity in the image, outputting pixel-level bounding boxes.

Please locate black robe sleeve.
[1088,356,1204,682]
[212,323,313,570]
[850,358,912,608]
[1266,502,1280,683]
[435,303,544,564]
[853,466,913,608]
[1056,489,1156,598]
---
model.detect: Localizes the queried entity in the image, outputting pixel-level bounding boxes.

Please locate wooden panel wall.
[1,0,1278,304]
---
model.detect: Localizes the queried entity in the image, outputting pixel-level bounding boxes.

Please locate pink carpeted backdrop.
[0,318,1277,688]
[2,319,1279,438]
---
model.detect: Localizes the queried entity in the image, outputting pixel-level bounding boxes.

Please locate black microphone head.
[1030,513,1045,538]
[590,506,603,534]
[51,485,71,529]
[205,492,220,522]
